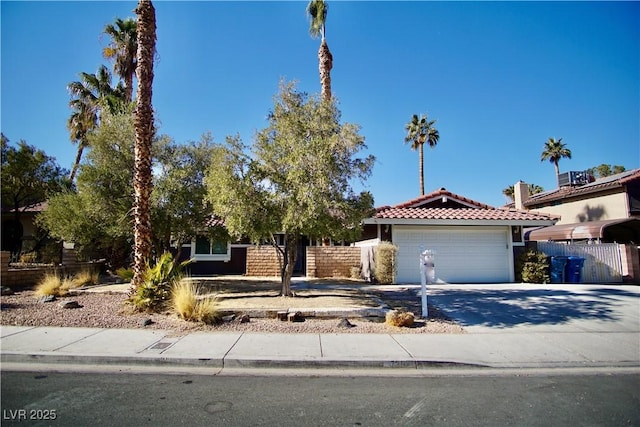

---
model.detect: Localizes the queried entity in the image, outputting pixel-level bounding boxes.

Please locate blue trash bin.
[565,256,585,283]
[550,256,568,283]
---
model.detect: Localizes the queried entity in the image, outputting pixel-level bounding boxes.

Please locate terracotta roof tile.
[374,207,556,221]
[524,168,640,207]
[391,188,491,209]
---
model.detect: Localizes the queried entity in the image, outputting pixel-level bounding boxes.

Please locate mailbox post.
[419,249,435,318]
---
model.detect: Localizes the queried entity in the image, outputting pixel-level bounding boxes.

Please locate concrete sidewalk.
[2,325,638,371]
[2,284,639,372]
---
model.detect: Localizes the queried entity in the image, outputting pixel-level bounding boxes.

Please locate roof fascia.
[363,218,556,226]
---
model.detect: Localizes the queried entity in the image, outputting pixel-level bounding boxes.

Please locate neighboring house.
[362,189,557,284]
[515,169,640,243]
[1,201,48,258]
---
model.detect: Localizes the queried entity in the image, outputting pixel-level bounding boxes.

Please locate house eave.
[363,218,557,227]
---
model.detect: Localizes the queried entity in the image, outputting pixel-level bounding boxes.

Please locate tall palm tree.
[404,113,439,196]
[103,17,138,103]
[66,65,125,181]
[131,0,156,291]
[306,0,333,102]
[540,137,572,182]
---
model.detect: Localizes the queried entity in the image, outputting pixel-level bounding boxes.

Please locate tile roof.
[383,188,491,210]
[524,168,640,207]
[372,189,557,222]
[373,207,556,222]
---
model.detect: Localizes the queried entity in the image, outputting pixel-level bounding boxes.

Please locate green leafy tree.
[38,112,137,266]
[587,164,626,178]
[1,134,70,254]
[306,0,332,101]
[540,137,571,181]
[152,133,217,259]
[404,113,439,196]
[205,81,375,296]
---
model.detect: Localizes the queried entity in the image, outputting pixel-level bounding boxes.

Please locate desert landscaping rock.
[38,295,56,303]
[139,318,153,327]
[59,300,82,309]
[1,286,14,296]
[337,318,355,328]
[1,290,464,335]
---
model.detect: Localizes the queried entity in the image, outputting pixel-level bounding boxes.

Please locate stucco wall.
[530,192,629,225]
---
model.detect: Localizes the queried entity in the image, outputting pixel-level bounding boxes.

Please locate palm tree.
[404,113,439,195]
[503,183,544,202]
[131,0,156,291]
[103,17,138,103]
[306,0,333,102]
[66,65,125,181]
[540,137,572,182]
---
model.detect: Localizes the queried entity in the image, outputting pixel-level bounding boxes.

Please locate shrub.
[374,242,398,284]
[71,268,100,287]
[517,250,550,283]
[116,267,134,282]
[35,273,66,297]
[129,252,192,312]
[35,272,78,297]
[385,309,415,327]
[19,252,37,263]
[171,281,219,324]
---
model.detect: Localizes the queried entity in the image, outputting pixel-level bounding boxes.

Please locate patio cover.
[526,218,640,243]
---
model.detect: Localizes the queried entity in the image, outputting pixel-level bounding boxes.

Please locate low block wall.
[1,250,104,289]
[246,246,282,277]
[306,246,360,278]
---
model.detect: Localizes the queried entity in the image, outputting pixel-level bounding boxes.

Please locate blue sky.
[2,1,638,208]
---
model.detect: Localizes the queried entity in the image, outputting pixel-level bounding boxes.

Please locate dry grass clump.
[35,270,97,297]
[35,273,73,297]
[385,309,415,327]
[171,281,220,324]
[71,269,100,287]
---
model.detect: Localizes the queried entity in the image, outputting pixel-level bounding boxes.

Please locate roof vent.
[558,171,594,187]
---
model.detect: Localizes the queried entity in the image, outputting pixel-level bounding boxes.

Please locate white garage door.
[393,226,511,283]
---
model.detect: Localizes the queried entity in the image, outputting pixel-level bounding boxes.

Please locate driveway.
[425,284,640,334]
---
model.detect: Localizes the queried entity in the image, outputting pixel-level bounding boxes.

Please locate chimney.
[514,181,529,211]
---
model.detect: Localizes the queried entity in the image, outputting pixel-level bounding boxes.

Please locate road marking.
[403,396,428,418]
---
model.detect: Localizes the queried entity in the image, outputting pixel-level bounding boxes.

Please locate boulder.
[139,318,153,327]
[337,318,355,328]
[238,314,250,323]
[1,286,14,296]
[59,300,81,309]
[38,295,56,303]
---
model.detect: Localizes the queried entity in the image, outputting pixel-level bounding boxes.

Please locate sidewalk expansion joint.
[52,329,105,352]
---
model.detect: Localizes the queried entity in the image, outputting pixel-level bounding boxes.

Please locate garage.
[361,188,558,284]
[393,226,512,283]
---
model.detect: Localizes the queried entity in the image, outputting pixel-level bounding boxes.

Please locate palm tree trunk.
[69,142,85,182]
[131,0,156,291]
[318,39,333,102]
[419,144,425,195]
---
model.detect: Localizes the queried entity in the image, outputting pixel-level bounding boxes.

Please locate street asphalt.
[1,283,639,371]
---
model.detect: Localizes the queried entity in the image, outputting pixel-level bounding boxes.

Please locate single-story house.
[362,188,557,284]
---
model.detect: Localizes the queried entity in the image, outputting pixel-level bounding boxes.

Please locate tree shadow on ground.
[426,287,639,328]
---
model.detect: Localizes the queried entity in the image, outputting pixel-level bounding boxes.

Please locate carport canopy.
[526,218,640,243]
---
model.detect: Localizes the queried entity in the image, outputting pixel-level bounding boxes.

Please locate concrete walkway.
[1,284,639,371]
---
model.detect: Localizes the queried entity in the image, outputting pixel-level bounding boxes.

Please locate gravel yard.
[1,287,464,335]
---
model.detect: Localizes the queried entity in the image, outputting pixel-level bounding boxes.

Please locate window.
[192,236,231,261]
